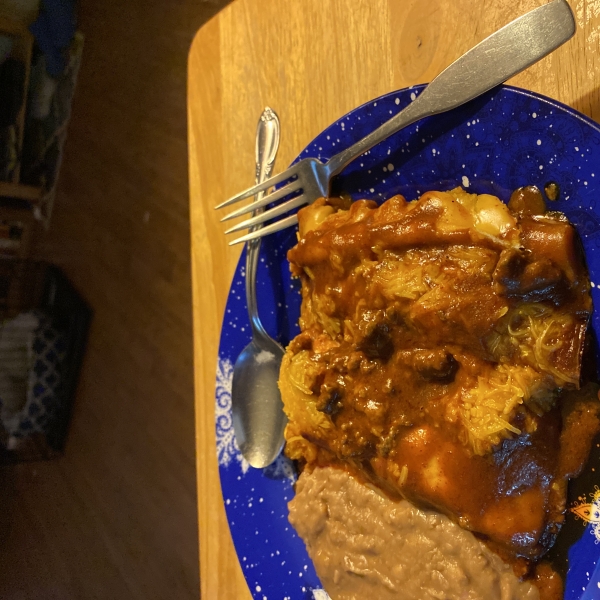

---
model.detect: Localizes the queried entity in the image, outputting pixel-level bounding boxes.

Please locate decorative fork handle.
[245,107,280,337]
[255,107,280,184]
[325,0,575,178]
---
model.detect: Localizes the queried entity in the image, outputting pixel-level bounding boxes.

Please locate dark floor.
[0,1,229,598]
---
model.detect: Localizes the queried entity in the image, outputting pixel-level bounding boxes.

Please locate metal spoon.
[231,107,286,468]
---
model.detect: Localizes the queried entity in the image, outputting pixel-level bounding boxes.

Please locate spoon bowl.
[232,334,286,467]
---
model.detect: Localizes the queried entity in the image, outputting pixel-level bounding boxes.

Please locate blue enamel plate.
[215,84,600,600]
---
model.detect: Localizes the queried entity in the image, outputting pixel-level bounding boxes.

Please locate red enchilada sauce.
[279,187,600,596]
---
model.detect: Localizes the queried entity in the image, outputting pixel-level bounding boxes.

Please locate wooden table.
[187,0,600,597]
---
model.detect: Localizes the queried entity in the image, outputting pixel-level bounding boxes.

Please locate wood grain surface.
[187,0,600,598]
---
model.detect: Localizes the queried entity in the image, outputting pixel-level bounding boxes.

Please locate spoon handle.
[246,107,281,338]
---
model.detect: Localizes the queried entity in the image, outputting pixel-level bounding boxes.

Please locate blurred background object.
[0,0,87,466]
[0,0,82,225]
[0,15,33,194]
[0,261,91,463]
[0,0,40,26]
[0,0,233,598]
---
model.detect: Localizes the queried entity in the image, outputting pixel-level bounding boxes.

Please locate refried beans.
[289,467,540,600]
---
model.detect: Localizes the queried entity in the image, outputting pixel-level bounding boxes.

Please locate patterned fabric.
[0,311,67,440]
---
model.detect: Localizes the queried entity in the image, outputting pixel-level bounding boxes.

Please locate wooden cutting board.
[187,0,600,597]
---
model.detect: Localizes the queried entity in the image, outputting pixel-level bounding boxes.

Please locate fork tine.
[229,215,299,246]
[215,169,298,210]
[220,180,301,222]
[225,195,308,234]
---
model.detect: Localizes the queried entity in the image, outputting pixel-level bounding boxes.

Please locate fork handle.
[325,0,574,178]
[246,107,280,338]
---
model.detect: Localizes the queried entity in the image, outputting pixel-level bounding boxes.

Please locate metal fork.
[217,0,575,245]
